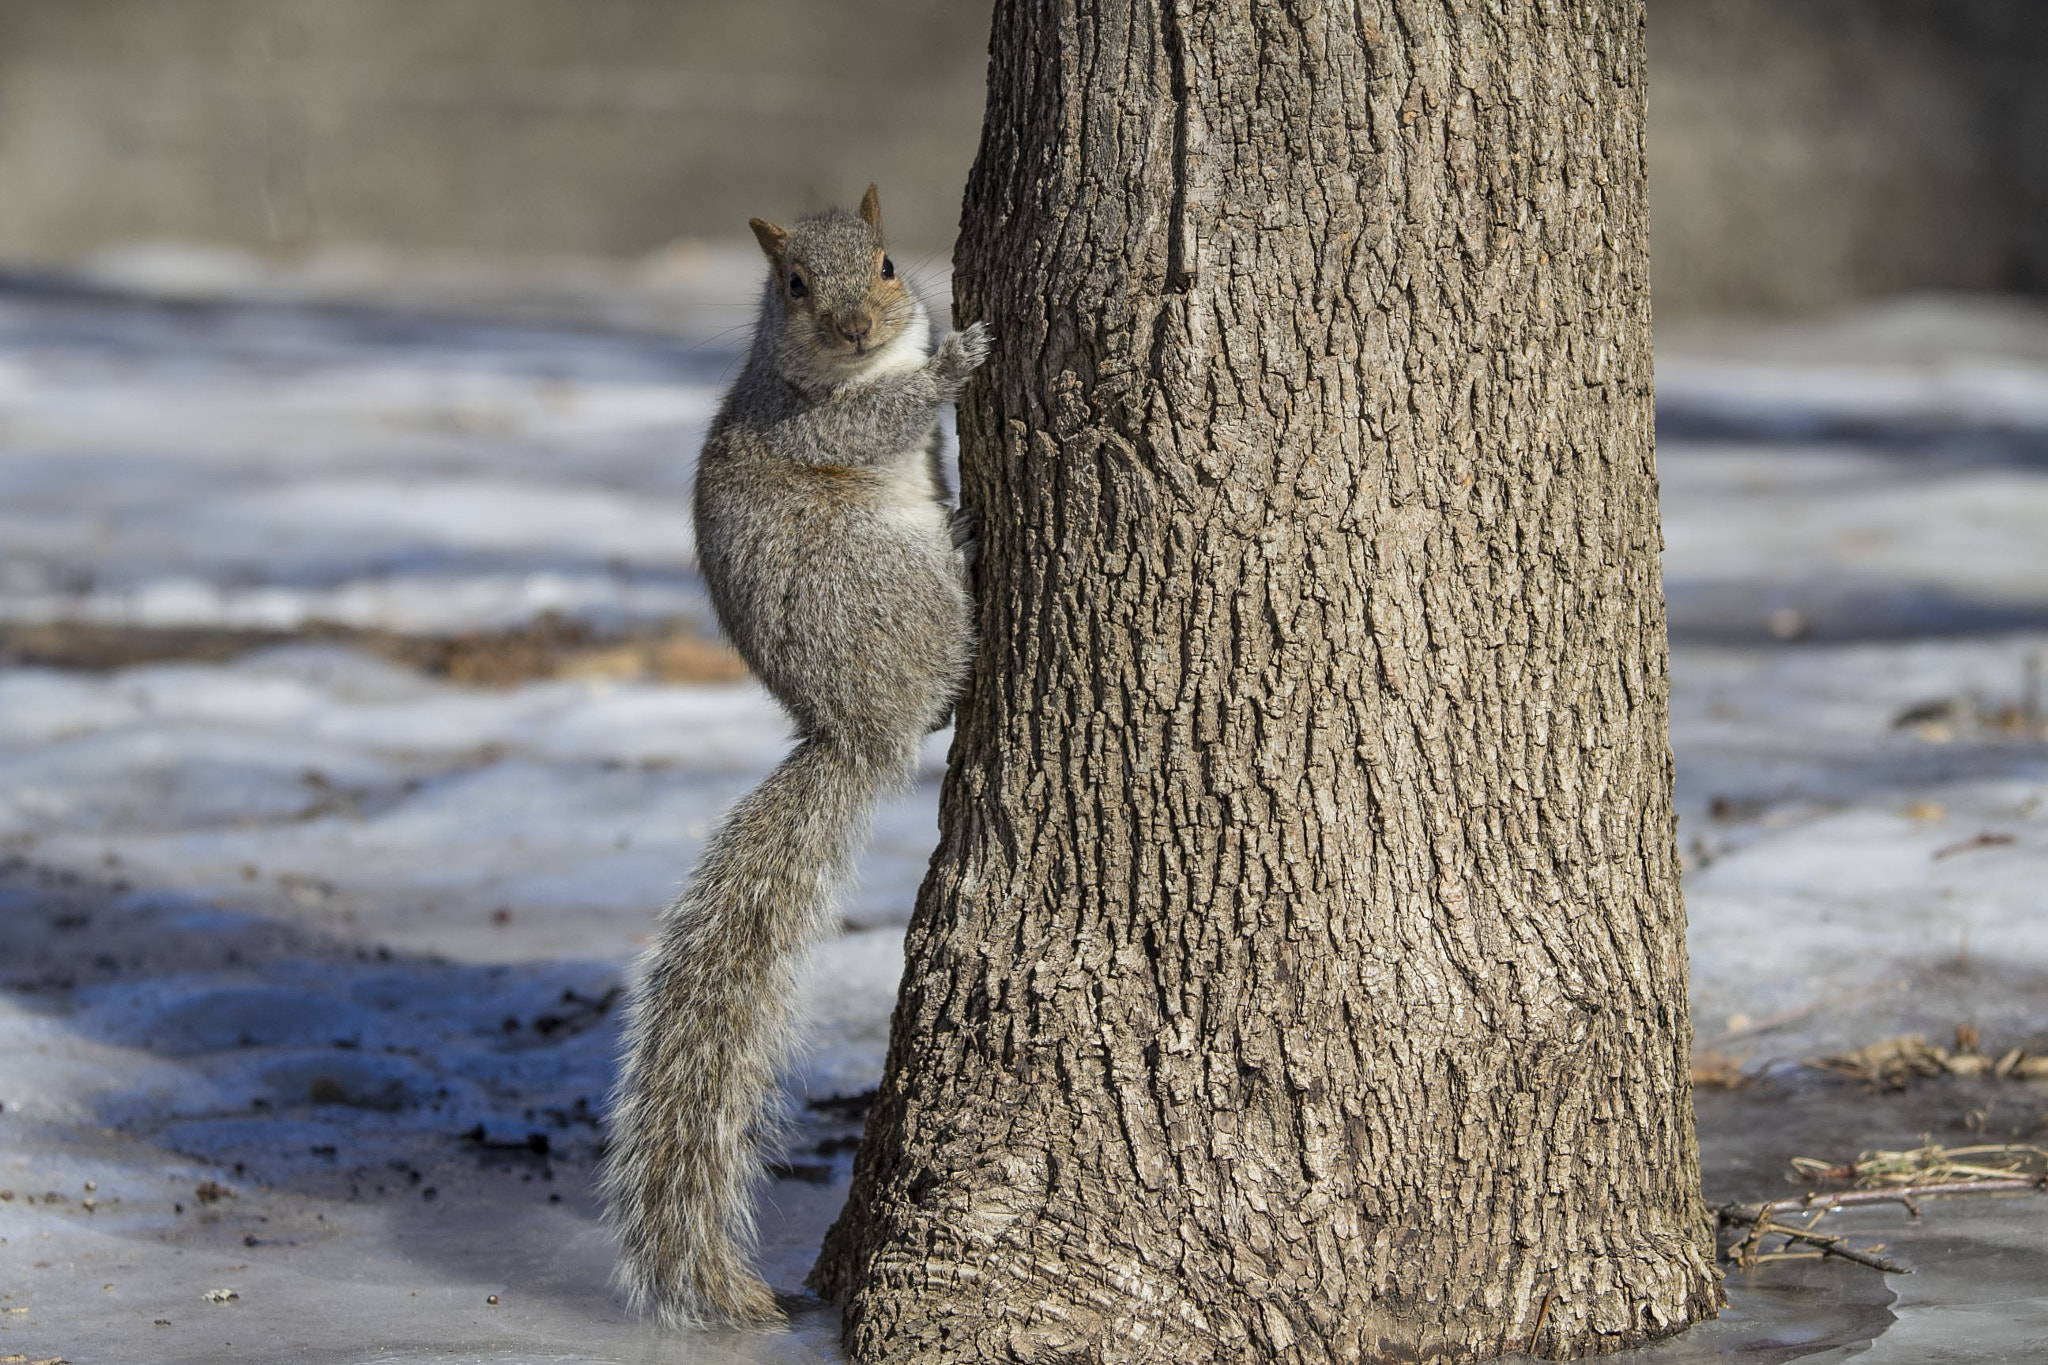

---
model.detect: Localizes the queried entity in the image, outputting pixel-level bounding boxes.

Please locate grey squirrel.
[599,185,987,1327]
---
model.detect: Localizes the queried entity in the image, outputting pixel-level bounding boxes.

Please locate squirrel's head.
[750,185,921,382]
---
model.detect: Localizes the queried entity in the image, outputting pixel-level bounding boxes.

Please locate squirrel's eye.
[788,273,808,298]
[881,257,896,280]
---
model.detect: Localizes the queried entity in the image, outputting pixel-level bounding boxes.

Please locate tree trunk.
[812,1,1720,1361]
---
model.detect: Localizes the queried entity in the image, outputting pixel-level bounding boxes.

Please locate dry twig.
[1717,1202,1909,1274]
[1719,1144,2048,1275]
[1933,831,2016,861]
[1525,1288,1555,1356]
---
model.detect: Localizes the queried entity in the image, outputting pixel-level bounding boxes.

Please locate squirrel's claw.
[934,322,993,387]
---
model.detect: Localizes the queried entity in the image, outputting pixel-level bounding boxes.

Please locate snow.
[0,281,729,634]
[1,273,2046,1362]
[1658,294,2048,432]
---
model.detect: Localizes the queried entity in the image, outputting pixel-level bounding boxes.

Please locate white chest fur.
[843,296,947,530]
[857,303,934,381]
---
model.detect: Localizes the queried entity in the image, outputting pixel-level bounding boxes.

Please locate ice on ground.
[0,283,730,634]
[1657,295,2048,642]
[1658,294,2048,433]
[0,279,2045,1362]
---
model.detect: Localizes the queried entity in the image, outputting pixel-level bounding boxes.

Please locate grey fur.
[600,191,985,1328]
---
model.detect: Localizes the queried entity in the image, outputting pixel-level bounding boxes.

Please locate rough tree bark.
[812,1,1720,1360]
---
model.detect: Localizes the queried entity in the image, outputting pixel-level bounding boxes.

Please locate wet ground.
[0,266,2045,1362]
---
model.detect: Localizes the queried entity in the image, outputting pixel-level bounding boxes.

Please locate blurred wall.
[0,0,991,256]
[1,1,2044,312]
[1651,0,2048,312]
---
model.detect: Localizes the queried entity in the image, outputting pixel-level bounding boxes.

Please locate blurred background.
[0,0,2044,311]
[2,6,2046,1364]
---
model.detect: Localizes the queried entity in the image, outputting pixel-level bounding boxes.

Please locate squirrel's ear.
[749,218,789,261]
[857,184,883,236]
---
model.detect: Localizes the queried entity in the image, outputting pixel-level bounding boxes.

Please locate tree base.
[816,1212,1721,1364]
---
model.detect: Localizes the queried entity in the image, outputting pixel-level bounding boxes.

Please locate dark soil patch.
[0,615,746,687]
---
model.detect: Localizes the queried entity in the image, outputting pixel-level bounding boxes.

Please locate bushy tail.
[601,734,905,1326]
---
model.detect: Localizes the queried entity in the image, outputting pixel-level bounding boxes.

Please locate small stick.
[1773,1224,1907,1275]
[1727,1209,1775,1267]
[1941,1144,2048,1159]
[1527,1288,1556,1356]
[1933,831,2015,860]
[1720,1177,2043,1249]
[1765,1176,2045,1216]
[1720,1171,2045,1275]
[1719,1208,1911,1275]
[1794,1205,1833,1237]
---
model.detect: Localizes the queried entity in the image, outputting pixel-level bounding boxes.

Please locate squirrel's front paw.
[934,322,992,387]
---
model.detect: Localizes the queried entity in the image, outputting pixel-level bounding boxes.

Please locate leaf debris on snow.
[1790,1141,2048,1188]
[1811,1033,2048,1088]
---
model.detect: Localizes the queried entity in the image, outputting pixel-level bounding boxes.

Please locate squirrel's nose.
[836,315,873,346]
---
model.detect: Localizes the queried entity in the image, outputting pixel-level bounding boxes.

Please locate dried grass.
[0,615,747,688]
